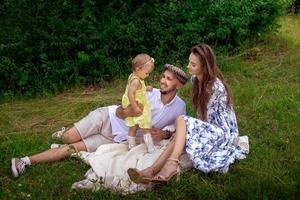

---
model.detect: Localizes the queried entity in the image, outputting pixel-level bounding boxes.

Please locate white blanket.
[71,136,249,194]
[71,139,193,194]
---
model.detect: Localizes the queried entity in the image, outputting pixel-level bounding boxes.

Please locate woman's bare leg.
[29,141,87,164]
[130,116,187,180]
[154,115,187,179]
[168,116,187,159]
[150,138,175,173]
[138,138,175,178]
[130,138,175,180]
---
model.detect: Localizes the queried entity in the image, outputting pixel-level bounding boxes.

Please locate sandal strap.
[167,158,179,163]
[148,166,156,175]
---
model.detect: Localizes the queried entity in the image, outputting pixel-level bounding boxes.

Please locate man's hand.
[132,106,143,116]
[143,128,167,140]
[116,104,144,119]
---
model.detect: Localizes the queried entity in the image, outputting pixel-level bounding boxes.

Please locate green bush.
[0,0,287,98]
[290,0,300,13]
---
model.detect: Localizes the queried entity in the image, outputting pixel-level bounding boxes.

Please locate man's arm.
[143,128,175,140]
[115,104,143,120]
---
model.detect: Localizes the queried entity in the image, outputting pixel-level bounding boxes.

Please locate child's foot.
[128,144,136,150]
[128,136,136,150]
[144,133,155,153]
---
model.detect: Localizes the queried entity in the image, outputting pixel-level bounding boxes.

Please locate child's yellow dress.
[122,73,151,129]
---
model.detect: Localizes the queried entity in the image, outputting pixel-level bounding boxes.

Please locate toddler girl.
[122,53,155,153]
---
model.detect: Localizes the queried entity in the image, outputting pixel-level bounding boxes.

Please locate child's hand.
[146,85,153,91]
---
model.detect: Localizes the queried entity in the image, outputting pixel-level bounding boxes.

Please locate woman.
[128,44,247,183]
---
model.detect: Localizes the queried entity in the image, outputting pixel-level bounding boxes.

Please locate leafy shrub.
[290,0,300,13]
[0,0,287,98]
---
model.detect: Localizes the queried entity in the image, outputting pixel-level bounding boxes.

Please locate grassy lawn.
[1,15,299,199]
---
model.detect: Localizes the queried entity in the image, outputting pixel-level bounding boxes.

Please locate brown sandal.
[127,167,155,184]
[151,158,180,184]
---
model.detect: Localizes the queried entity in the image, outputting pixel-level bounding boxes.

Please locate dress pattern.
[122,73,151,128]
[184,78,247,173]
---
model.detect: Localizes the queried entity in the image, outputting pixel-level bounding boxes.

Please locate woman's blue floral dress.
[184,78,247,173]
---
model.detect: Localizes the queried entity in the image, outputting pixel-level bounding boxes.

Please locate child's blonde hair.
[131,53,151,70]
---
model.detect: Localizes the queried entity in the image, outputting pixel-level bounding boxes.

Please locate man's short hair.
[164,64,188,85]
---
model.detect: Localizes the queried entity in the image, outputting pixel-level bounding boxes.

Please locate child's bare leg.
[128,125,138,149]
[128,125,138,137]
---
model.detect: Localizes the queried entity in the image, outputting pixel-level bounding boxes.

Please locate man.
[11,63,188,178]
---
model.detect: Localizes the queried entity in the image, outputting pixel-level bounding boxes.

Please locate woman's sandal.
[150,158,180,184]
[127,167,155,184]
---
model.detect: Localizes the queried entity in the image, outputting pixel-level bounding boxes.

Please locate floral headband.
[141,57,155,67]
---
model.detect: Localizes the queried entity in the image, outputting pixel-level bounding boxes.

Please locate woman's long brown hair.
[191,44,233,121]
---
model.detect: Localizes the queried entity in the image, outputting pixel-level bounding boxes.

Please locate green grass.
[1,15,300,199]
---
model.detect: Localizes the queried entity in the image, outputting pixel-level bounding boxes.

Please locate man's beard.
[160,85,177,95]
